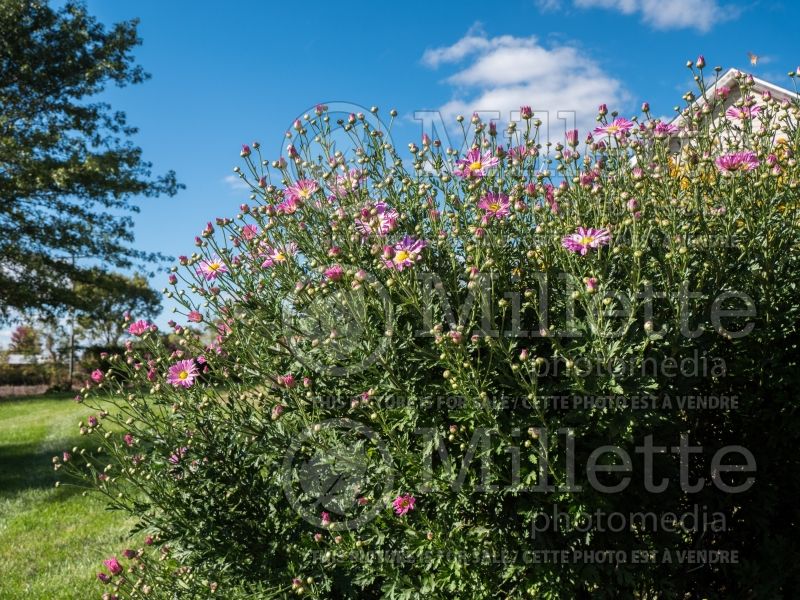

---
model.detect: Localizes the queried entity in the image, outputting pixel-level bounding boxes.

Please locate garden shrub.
[0,361,49,386]
[62,63,800,599]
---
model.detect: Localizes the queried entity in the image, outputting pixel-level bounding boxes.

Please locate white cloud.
[574,0,726,32]
[535,0,563,11]
[422,25,494,68]
[423,29,628,137]
[223,174,250,191]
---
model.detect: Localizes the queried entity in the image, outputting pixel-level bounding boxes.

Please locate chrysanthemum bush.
[61,62,800,598]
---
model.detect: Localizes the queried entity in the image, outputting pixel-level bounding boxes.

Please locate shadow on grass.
[0,439,87,499]
[0,391,75,405]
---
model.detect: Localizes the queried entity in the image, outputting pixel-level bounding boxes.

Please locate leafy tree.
[75,270,161,346]
[0,0,182,321]
[9,324,40,356]
[34,317,70,386]
[38,318,69,364]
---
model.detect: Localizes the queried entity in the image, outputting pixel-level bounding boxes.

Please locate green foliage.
[0,0,182,321]
[68,68,800,598]
[9,324,39,355]
[0,362,50,386]
[75,271,162,346]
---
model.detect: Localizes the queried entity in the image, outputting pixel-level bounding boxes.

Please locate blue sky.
[3,0,799,344]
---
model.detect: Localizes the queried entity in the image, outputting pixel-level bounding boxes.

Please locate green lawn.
[0,395,134,599]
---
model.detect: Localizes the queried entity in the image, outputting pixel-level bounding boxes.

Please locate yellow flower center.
[394,250,410,263]
[606,125,619,134]
[580,235,595,245]
[274,252,286,262]
[469,160,483,171]
[208,262,221,271]
[489,202,501,212]
[178,370,189,380]
[298,188,312,198]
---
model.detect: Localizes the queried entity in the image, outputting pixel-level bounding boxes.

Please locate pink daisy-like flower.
[354,201,399,237]
[477,192,511,220]
[123,433,135,447]
[653,122,678,137]
[187,311,203,323]
[373,203,398,235]
[284,179,319,204]
[90,369,104,383]
[392,494,416,516]
[260,242,298,268]
[565,129,580,146]
[332,169,365,197]
[128,319,150,336]
[766,153,781,175]
[579,170,599,188]
[726,104,762,121]
[593,117,634,138]
[166,359,199,388]
[103,557,123,576]
[324,265,345,281]
[542,183,559,214]
[715,151,760,174]
[240,224,259,240]
[321,511,331,527]
[168,447,188,465]
[196,257,228,281]
[276,198,300,215]
[562,227,611,256]
[453,148,499,179]
[277,373,296,388]
[384,236,427,271]
[506,145,528,161]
